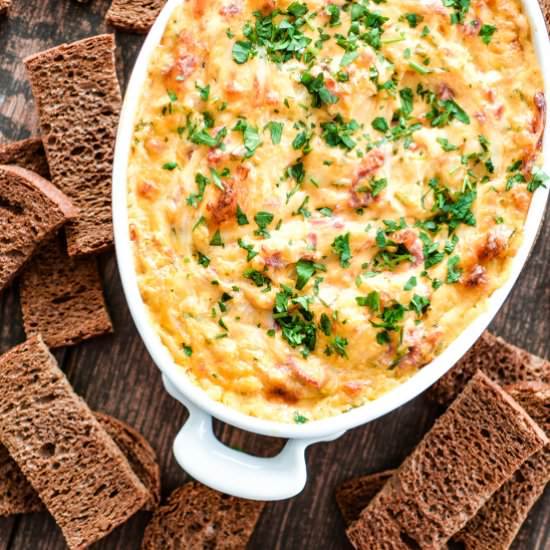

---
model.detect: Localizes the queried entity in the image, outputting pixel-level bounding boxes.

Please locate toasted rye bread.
[428,331,550,406]
[106,0,166,33]
[141,481,265,549]
[0,411,160,516]
[0,0,10,14]
[336,470,394,527]
[20,235,113,348]
[453,382,550,550]
[0,444,43,516]
[3,137,114,347]
[0,164,77,292]
[540,0,550,30]
[24,35,121,256]
[94,412,160,511]
[0,336,149,549]
[0,138,50,179]
[346,371,548,550]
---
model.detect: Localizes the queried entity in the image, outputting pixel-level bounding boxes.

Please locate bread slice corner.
[106,0,166,33]
[0,164,76,292]
[428,331,550,406]
[141,481,265,549]
[0,137,50,179]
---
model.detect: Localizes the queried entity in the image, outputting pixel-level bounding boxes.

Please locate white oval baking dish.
[113,0,550,501]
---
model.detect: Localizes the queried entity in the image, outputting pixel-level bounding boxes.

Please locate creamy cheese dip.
[128,0,546,422]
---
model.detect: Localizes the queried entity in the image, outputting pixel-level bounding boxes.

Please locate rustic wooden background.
[0,1,548,548]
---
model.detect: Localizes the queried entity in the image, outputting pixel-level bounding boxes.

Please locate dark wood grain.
[0,1,548,549]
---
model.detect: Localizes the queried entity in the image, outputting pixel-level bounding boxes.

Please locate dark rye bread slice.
[106,0,166,33]
[0,165,77,292]
[428,331,550,406]
[0,336,149,549]
[336,470,394,526]
[0,444,43,516]
[2,137,113,347]
[94,412,160,511]
[141,481,265,549]
[24,34,121,256]
[0,138,50,178]
[541,0,550,30]
[346,371,548,550]
[20,236,113,348]
[0,411,160,516]
[453,382,550,549]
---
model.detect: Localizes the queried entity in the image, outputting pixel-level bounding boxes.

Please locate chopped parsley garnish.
[273,286,317,356]
[317,207,333,217]
[238,239,258,261]
[404,276,417,291]
[442,0,471,24]
[372,230,412,270]
[321,114,359,150]
[506,162,549,193]
[232,40,253,64]
[254,211,274,238]
[446,255,462,283]
[408,61,432,75]
[196,83,210,101]
[424,178,476,233]
[409,294,430,316]
[167,90,178,102]
[294,412,309,424]
[479,24,496,45]
[209,167,225,191]
[182,344,193,357]
[399,87,414,118]
[190,126,227,148]
[402,13,423,28]
[327,4,341,26]
[300,71,339,108]
[417,84,470,126]
[326,336,349,358]
[162,161,178,170]
[187,173,209,207]
[319,313,332,336]
[244,269,271,287]
[368,177,388,197]
[340,50,359,67]
[356,290,381,313]
[236,204,249,225]
[233,119,262,158]
[331,233,352,267]
[196,251,210,267]
[292,129,312,153]
[369,301,406,345]
[288,161,305,183]
[232,4,314,65]
[209,229,224,247]
[419,232,445,269]
[371,117,389,133]
[527,167,549,192]
[436,137,458,151]
[192,215,206,232]
[266,121,284,145]
[295,259,326,290]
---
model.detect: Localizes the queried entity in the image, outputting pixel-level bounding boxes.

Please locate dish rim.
[112,0,550,439]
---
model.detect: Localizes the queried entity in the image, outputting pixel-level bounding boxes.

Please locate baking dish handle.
[163,375,344,501]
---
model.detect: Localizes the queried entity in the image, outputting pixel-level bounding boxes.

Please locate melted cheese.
[128,0,545,422]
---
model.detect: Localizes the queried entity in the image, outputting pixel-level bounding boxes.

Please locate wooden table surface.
[0,1,548,548]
